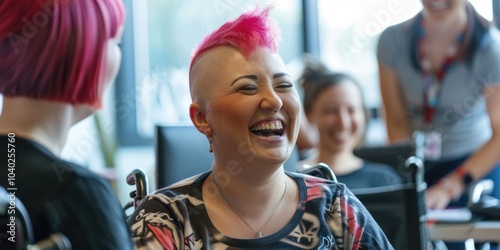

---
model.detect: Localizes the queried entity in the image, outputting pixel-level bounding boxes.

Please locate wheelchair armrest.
[28,233,72,250]
[468,179,494,206]
[1,186,72,250]
[0,186,34,245]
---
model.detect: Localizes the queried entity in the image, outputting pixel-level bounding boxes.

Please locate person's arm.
[378,63,412,144]
[426,84,500,209]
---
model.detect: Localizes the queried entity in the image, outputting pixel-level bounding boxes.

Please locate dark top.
[337,161,402,190]
[297,157,402,190]
[128,171,394,249]
[0,135,132,250]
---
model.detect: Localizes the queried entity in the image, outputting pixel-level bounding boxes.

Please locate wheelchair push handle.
[126,169,149,208]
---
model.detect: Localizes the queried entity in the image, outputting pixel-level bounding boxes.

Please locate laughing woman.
[129,6,392,250]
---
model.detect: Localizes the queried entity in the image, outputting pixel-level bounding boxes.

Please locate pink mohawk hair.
[190,5,281,70]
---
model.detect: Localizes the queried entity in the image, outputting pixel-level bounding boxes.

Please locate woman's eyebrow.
[273,73,290,79]
[231,75,258,86]
[230,73,290,86]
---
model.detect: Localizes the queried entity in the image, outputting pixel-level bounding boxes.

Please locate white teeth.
[250,121,283,131]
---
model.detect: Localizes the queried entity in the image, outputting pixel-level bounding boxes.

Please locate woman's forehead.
[195,47,287,82]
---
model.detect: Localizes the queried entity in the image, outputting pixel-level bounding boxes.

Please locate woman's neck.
[422,7,468,39]
[316,149,362,175]
[0,97,76,155]
[204,168,298,238]
[209,166,290,209]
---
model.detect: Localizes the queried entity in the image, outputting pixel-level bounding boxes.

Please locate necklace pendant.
[257,231,263,238]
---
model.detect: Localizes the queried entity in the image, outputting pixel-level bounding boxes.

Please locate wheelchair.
[0,186,72,250]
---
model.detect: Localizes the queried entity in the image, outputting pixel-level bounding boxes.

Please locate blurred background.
[28,0,496,204]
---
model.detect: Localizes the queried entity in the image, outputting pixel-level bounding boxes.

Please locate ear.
[189,102,210,135]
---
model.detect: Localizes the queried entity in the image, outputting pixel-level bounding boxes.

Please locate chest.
[420,38,460,73]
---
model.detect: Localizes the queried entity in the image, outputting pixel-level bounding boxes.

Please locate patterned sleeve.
[331,184,394,250]
[128,194,186,250]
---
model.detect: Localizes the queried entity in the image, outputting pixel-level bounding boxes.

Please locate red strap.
[423,104,435,126]
[454,166,467,178]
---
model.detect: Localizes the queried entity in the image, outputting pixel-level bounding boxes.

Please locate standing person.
[378,0,500,208]
[129,6,393,250]
[297,59,401,189]
[377,0,500,248]
[0,1,131,249]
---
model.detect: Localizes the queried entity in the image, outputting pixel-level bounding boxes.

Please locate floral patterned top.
[128,171,393,250]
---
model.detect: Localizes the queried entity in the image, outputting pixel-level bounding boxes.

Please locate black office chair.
[351,157,429,250]
[350,132,429,250]
[155,124,300,188]
[353,131,425,184]
[0,186,72,250]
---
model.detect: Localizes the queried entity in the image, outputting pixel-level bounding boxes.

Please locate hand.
[425,174,464,210]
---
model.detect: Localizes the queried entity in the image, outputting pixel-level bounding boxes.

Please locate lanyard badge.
[423,130,442,161]
[421,57,447,161]
[418,25,464,161]
[422,72,443,161]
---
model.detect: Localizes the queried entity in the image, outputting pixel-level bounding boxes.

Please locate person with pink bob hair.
[0,0,131,249]
[128,6,392,249]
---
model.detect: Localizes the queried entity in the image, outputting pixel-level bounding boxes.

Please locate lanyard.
[418,25,464,129]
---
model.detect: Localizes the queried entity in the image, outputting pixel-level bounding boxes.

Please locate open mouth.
[250,120,284,137]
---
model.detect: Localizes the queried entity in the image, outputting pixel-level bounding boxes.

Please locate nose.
[336,109,351,130]
[260,87,283,113]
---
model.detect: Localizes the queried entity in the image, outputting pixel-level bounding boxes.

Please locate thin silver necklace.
[211,173,287,238]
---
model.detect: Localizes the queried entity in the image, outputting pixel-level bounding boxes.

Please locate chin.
[424,2,454,17]
[260,148,291,166]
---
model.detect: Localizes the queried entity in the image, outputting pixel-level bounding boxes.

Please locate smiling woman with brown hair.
[297,59,401,189]
[128,6,392,249]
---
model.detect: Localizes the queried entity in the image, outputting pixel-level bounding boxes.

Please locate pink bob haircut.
[189,5,281,73]
[0,0,125,108]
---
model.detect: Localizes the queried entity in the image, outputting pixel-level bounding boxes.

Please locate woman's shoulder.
[362,160,395,171]
[360,160,402,184]
[380,12,420,37]
[360,160,402,180]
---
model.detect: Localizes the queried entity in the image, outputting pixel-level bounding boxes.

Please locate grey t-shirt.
[377,15,500,161]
